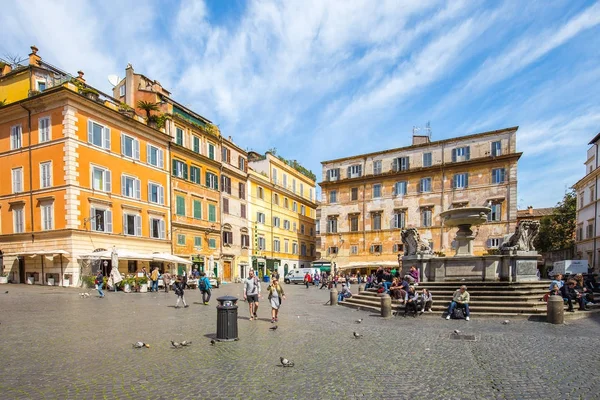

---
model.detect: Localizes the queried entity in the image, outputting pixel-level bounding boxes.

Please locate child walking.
[173,276,189,308]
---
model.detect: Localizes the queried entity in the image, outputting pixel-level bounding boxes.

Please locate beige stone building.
[220,137,250,281]
[319,127,521,273]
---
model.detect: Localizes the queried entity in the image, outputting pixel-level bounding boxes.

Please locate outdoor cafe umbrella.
[108,246,123,288]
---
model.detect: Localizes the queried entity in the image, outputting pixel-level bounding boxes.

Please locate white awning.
[5,250,69,257]
[152,253,192,265]
[338,261,400,269]
[78,249,153,261]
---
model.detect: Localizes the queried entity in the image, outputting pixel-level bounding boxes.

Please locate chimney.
[1,63,11,75]
[528,206,533,215]
[76,70,85,83]
[125,63,134,107]
[412,135,430,146]
[28,45,41,66]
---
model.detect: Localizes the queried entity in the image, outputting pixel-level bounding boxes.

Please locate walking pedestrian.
[267,278,286,323]
[244,270,261,320]
[162,271,172,293]
[95,269,105,298]
[150,267,159,292]
[304,272,311,289]
[198,271,212,305]
[173,276,189,308]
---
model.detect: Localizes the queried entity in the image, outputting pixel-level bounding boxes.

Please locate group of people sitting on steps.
[547,273,597,312]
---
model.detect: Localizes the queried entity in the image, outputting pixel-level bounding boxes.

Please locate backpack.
[452,307,465,319]
[199,278,207,291]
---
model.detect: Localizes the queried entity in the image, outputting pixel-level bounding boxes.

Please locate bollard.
[380,294,392,318]
[547,294,564,324]
[358,284,365,293]
[330,288,338,306]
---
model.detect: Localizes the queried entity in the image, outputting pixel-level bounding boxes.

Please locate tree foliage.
[534,190,576,252]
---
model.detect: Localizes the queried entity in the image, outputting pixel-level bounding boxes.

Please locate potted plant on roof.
[80,86,99,101]
[118,102,135,118]
[136,100,160,127]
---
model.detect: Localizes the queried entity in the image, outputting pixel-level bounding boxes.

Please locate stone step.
[358,290,547,299]
[341,299,548,314]
[346,295,546,308]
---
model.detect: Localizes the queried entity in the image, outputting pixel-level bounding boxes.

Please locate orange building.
[0,47,172,285]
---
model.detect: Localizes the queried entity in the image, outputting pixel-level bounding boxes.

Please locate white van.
[284,268,321,284]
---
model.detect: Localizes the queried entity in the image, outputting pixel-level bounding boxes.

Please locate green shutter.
[172,159,177,176]
[194,200,202,219]
[209,204,216,222]
[183,164,188,180]
[176,196,185,216]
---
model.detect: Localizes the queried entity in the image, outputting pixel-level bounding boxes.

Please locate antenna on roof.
[107,74,120,87]
[425,121,432,138]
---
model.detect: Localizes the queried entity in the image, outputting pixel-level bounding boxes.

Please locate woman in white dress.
[267,278,286,323]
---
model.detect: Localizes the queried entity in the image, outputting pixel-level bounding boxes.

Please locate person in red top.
[304,272,312,289]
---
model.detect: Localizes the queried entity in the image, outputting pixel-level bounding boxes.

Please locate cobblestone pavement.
[0,283,599,400]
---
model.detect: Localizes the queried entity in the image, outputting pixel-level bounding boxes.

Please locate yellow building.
[319,128,522,274]
[0,47,173,285]
[247,151,318,277]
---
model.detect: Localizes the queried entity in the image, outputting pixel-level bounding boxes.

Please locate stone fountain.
[401,207,541,282]
[439,207,490,256]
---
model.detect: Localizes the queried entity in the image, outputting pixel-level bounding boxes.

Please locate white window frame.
[121,174,141,199]
[423,152,432,167]
[421,209,432,227]
[39,117,51,143]
[373,160,382,175]
[40,161,52,189]
[327,169,339,181]
[119,85,125,97]
[488,203,502,222]
[284,220,290,230]
[148,182,165,205]
[292,242,298,255]
[373,184,382,198]
[91,165,111,192]
[293,202,298,212]
[150,217,166,239]
[491,141,502,157]
[394,181,407,196]
[13,206,25,233]
[453,173,468,189]
[258,237,266,250]
[207,142,215,160]
[11,124,22,150]
[492,168,506,184]
[123,213,142,236]
[121,133,140,160]
[194,236,202,248]
[257,212,266,224]
[273,216,281,228]
[329,191,337,203]
[146,144,164,168]
[348,165,362,178]
[420,177,432,193]
[177,234,186,245]
[488,238,501,248]
[206,172,218,190]
[393,211,406,229]
[350,245,358,255]
[301,205,306,215]
[88,119,111,150]
[36,80,46,92]
[90,207,113,233]
[273,239,281,252]
[272,168,278,185]
[12,167,23,193]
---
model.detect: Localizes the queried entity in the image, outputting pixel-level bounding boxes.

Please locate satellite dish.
[107,75,120,87]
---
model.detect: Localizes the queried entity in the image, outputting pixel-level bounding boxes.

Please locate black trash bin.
[216,295,239,341]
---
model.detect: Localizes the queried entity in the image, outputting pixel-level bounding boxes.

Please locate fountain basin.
[439,207,491,227]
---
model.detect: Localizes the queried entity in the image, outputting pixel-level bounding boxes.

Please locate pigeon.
[4,291,8,294]
[355,318,363,324]
[353,331,363,339]
[133,342,150,349]
[210,339,216,346]
[171,341,183,349]
[181,340,192,346]
[280,357,294,367]
[453,330,461,335]
[269,325,278,331]
[502,320,510,325]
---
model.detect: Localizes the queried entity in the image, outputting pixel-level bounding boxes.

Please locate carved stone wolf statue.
[401,228,433,256]
[500,220,540,252]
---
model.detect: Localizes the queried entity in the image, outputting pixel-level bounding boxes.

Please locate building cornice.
[321,126,519,164]
[319,152,522,187]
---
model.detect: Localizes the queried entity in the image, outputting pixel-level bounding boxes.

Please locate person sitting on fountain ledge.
[446,285,471,321]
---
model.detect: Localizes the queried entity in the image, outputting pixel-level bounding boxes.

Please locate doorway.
[224,261,232,282]
[18,257,25,283]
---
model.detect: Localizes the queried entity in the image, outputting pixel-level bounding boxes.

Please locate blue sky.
[3,0,600,208]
